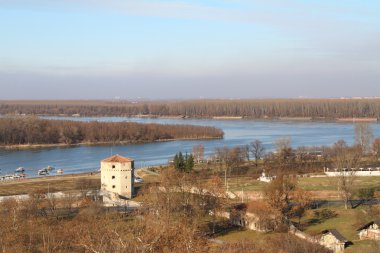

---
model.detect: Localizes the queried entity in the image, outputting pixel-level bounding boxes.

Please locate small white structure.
[101,155,135,200]
[258,170,275,183]
[324,167,380,177]
[358,220,380,240]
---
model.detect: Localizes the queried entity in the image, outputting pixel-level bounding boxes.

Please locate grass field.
[226,175,380,200]
[215,205,380,252]
[301,205,380,252]
[216,228,280,246]
[227,176,267,192]
[0,173,100,196]
[298,176,380,191]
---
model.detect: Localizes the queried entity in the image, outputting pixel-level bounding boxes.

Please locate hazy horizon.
[1,1,379,99]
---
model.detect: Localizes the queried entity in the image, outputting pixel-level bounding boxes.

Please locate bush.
[313,209,337,221]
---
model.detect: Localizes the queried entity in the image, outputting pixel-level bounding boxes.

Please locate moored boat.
[15,167,25,173]
[38,168,49,176]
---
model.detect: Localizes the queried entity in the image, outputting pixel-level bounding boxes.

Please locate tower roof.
[102,154,134,163]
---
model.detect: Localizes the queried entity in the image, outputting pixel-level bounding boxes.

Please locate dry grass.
[0,173,100,196]
[225,175,380,200]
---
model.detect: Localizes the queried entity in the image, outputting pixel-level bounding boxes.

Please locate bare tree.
[242,144,250,161]
[332,143,361,209]
[192,144,205,163]
[372,137,380,159]
[274,137,293,161]
[250,139,265,167]
[355,123,374,154]
[263,175,297,223]
[290,188,312,225]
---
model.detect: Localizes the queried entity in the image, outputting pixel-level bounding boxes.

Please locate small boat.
[47,166,55,171]
[134,177,144,183]
[57,169,64,174]
[38,168,49,176]
[2,174,16,180]
[15,167,25,173]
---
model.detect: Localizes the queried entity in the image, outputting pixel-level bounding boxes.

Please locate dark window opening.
[112,185,116,189]
[112,165,116,169]
[112,176,115,179]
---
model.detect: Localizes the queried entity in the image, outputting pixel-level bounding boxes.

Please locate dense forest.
[0,117,223,146]
[1,99,380,118]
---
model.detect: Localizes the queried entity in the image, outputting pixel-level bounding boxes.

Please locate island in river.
[0,117,224,149]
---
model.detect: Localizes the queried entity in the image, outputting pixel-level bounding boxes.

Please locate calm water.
[1,117,380,177]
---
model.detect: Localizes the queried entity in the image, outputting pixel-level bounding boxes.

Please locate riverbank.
[0,166,160,196]
[2,98,380,120]
[0,117,224,149]
[0,136,223,150]
[0,172,100,196]
[46,114,379,123]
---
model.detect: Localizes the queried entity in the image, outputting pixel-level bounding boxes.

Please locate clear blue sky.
[1,0,379,99]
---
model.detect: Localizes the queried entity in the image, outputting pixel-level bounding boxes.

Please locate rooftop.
[102,155,134,163]
[357,220,380,231]
[321,229,348,243]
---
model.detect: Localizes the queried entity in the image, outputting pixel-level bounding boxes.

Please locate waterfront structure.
[358,220,380,240]
[101,154,135,199]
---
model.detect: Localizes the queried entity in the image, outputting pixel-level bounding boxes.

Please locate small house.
[357,220,380,240]
[319,229,349,253]
[228,202,279,232]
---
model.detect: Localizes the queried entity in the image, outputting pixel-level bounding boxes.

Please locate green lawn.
[301,205,380,252]
[217,229,269,242]
[226,175,380,196]
[215,228,284,249]
[227,176,267,192]
[298,176,380,191]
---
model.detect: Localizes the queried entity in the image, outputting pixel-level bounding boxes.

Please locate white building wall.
[325,171,380,177]
[101,160,134,199]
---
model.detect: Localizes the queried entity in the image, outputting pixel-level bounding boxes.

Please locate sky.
[0,0,379,99]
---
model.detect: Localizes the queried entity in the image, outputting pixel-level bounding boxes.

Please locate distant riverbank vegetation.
[1,99,380,119]
[0,117,223,146]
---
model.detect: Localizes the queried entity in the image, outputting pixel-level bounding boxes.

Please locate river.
[1,117,380,177]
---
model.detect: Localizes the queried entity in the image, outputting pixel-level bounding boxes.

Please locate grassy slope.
[0,173,100,196]
[301,205,380,252]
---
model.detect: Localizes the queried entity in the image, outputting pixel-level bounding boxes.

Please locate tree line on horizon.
[1,98,380,118]
[0,117,223,146]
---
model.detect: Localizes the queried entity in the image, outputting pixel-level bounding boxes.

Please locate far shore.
[0,136,223,150]
[40,114,380,122]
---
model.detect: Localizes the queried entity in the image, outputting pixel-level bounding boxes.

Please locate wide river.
[1,117,380,177]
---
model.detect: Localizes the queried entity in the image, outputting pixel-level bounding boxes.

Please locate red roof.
[102,155,134,163]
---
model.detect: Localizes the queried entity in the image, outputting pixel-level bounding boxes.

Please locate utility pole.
[224,169,227,190]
